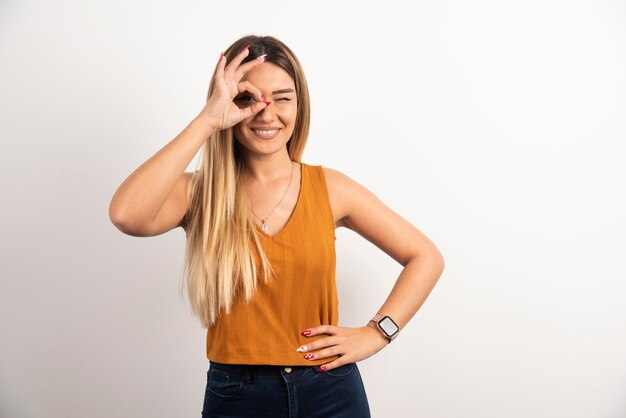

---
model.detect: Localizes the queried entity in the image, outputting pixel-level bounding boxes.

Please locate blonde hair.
[181,35,311,329]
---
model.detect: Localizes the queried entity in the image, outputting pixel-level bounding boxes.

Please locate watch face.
[379,317,399,336]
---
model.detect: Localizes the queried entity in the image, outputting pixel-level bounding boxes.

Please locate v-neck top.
[253,161,305,240]
[205,163,340,366]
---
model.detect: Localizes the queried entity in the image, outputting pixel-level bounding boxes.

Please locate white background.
[1,1,625,417]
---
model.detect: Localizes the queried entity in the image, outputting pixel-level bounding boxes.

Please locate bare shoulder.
[321,166,348,227]
[321,166,374,229]
[322,165,444,266]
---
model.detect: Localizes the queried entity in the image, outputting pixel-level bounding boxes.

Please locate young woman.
[109,35,445,418]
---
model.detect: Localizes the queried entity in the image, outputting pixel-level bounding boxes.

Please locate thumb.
[240,100,269,120]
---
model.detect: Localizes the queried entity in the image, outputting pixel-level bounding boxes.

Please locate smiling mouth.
[251,128,281,139]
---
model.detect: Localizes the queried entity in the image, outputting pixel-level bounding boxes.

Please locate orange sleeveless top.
[205,163,341,366]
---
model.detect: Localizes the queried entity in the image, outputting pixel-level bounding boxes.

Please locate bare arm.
[108,114,215,237]
[109,47,269,237]
[325,167,445,331]
[297,167,445,371]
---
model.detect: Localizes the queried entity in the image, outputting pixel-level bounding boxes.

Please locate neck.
[240,148,294,184]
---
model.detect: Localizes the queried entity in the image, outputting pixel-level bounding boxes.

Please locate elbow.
[109,201,163,237]
[109,191,126,227]
[109,201,140,236]
[109,204,131,234]
[109,214,145,237]
[438,255,445,277]
[433,248,445,276]
[414,249,445,277]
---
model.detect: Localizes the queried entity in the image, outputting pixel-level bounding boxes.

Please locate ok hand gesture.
[200,46,268,132]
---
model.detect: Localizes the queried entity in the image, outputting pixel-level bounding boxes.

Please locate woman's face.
[232,62,298,157]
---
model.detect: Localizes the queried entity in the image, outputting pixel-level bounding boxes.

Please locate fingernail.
[218,52,223,63]
[296,345,308,352]
[301,330,311,336]
[264,101,271,107]
[261,95,266,101]
[304,353,314,360]
[256,54,267,60]
[241,44,250,53]
[319,365,326,372]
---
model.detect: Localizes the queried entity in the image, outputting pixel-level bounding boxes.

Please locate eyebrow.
[272,88,295,94]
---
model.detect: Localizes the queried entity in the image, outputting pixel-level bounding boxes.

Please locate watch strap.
[369,314,399,343]
[370,314,385,323]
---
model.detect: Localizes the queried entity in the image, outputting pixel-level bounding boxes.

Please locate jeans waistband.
[209,361,322,377]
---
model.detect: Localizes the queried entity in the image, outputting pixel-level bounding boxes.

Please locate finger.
[236,81,264,102]
[296,336,338,353]
[208,52,226,101]
[302,325,332,336]
[303,345,341,361]
[233,55,266,81]
[322,325,338,334]
[216,52,226,80]
[224,47,250,75]
[238,100,268,120]
[317,359,347,372]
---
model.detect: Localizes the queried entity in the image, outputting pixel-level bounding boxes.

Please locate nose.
[255,100,276,120]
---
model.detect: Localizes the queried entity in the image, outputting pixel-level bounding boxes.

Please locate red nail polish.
[304,353,314,359]
[261,95,266,101]
[218,52,223,63]
[264,101,271,107]
[241,44,250,52]
[319,365,326,371]
[301,330,311,336]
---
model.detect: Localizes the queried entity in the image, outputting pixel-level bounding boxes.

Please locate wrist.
[368,314,400,343]
[193,110,221,135]
[366,322,390,345]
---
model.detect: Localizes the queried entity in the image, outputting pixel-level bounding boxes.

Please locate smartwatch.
[369,314,400,343]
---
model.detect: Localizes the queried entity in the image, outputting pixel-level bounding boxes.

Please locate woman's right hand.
[199,47,268,132]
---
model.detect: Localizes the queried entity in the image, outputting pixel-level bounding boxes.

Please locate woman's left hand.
[296,324,389,371]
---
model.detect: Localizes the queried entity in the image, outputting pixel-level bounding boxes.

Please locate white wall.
[1,0,625,417]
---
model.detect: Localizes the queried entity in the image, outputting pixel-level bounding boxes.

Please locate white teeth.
[253,129,278,134]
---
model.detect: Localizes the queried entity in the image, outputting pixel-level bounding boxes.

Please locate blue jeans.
[201,361,371,418]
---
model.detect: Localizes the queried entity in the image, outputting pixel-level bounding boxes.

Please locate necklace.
[249,161,294,233]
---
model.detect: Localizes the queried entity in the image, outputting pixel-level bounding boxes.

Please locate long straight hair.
[181,35,311,329]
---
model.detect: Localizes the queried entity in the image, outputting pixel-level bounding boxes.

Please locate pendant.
[260,220,269,233]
